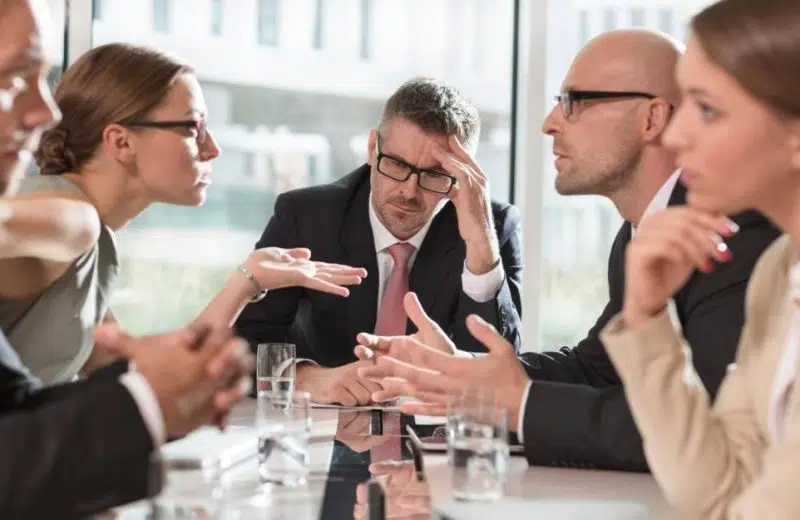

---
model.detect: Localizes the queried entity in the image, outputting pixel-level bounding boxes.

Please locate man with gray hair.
[236,77,523,406]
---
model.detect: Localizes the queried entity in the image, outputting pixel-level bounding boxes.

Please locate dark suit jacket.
[235,165,524,365]
[519,181,781,472]
[0,336,161,519]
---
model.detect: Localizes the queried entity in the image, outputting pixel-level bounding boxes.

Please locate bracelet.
[237,265,268,303]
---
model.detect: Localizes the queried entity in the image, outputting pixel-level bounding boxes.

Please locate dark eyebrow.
[686,87,711,98]
[381,150,446,174]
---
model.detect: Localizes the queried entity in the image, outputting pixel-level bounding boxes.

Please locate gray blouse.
[0,175,118,383]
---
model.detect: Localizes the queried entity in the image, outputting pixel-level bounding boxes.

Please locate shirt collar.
[367,191,446,252]
[634,169,682,234]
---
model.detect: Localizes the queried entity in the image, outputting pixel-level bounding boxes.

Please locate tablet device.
[405,424,525,454]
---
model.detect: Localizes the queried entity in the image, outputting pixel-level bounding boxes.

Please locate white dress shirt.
[516,170,682,441]
[120,371,167,447]
[768,260,800,443]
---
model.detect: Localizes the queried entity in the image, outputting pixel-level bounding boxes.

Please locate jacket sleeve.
[518,212,779,472]
[0,373,161,519]
[451,204,523,353]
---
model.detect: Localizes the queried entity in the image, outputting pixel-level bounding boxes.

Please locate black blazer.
[518,181,781,472]
[235,165,524,365]
[0,338,160,519]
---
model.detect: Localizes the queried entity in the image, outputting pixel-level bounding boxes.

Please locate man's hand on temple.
[431,135,500,275]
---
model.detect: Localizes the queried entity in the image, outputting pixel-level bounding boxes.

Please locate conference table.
[116,399,679,519]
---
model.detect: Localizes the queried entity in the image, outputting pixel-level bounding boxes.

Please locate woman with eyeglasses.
[599,0,800,518]
[0,42,366,384]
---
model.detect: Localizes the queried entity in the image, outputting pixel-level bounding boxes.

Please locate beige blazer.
[600,233,800,520]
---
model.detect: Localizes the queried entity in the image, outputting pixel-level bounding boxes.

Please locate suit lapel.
[608,222,632,307]
[409,202,461,333]
[667,178,687,207]
[341,174,380,341]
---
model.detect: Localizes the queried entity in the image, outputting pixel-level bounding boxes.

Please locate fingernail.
[726,219,740,234]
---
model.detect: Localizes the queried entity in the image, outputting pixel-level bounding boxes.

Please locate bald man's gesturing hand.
[357,314,530,432]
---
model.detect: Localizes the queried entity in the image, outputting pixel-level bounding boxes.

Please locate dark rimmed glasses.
[376,134,456,194]
[121,118,208,144]
[555,90,657,118]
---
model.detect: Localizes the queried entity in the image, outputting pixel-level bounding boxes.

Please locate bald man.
[357,29,780,472]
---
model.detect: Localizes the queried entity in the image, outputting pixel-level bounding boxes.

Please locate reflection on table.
[116,399,677,520]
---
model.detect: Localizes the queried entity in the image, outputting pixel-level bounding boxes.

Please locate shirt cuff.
[461,261,505,303]
[516,380,533,443]
[120,371,167,448]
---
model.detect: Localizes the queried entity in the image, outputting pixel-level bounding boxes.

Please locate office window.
[630,8,646,27]
[92,0,103,20]
[211,0,224,36]
[257,0,280,46]
[83,1,516,334]
[153,0,170,33]
[312,0,324,49]
[602,8,618,31]
[658,8,675,35]
[578,10,590,46]
[359,0,372,59]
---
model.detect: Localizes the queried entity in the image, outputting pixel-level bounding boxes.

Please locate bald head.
[542,28,683,212]
[567,29,684,106]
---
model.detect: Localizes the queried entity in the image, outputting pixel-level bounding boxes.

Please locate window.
[153,0,170,33]
[536,0,717,349]
[578,10,590,46]
[658,8,675,35]
[211,0,224,36]
[257,0,280,46]
[81,1,516,334]
[602,8,618,32]
[92,0,103,21]
[359,0,372,59]
[312,0,324,49]
[630,8,646,27]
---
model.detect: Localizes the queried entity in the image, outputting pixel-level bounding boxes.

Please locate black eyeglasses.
[554,90,657,118]
[376,135,457,195]
[121,119,208,144]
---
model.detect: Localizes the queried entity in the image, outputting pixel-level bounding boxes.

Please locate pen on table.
[406,438,426,482]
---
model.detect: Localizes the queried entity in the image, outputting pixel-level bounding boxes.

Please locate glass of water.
[256,342,296,395]
[447,394,509,501]
[257,390,312,487]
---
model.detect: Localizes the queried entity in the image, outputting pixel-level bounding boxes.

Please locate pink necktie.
[374,242,416,336]
[371,242,415,463]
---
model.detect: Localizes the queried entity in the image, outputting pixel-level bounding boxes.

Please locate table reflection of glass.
[141,408,434,520]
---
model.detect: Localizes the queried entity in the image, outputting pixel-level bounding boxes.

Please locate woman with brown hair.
[599,0,800,518]
[0,42,366,384]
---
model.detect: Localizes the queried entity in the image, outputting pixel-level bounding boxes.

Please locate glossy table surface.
[116,399,677,519]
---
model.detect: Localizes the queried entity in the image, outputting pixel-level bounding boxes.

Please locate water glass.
[256,342,296,395]
[447,398,509,501]
[257,390,312,486]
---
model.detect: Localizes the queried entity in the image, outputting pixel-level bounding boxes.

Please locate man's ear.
[643,99,673,144]
[367,128,379,166]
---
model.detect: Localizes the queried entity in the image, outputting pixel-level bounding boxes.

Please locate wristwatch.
[237,265,268,303]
